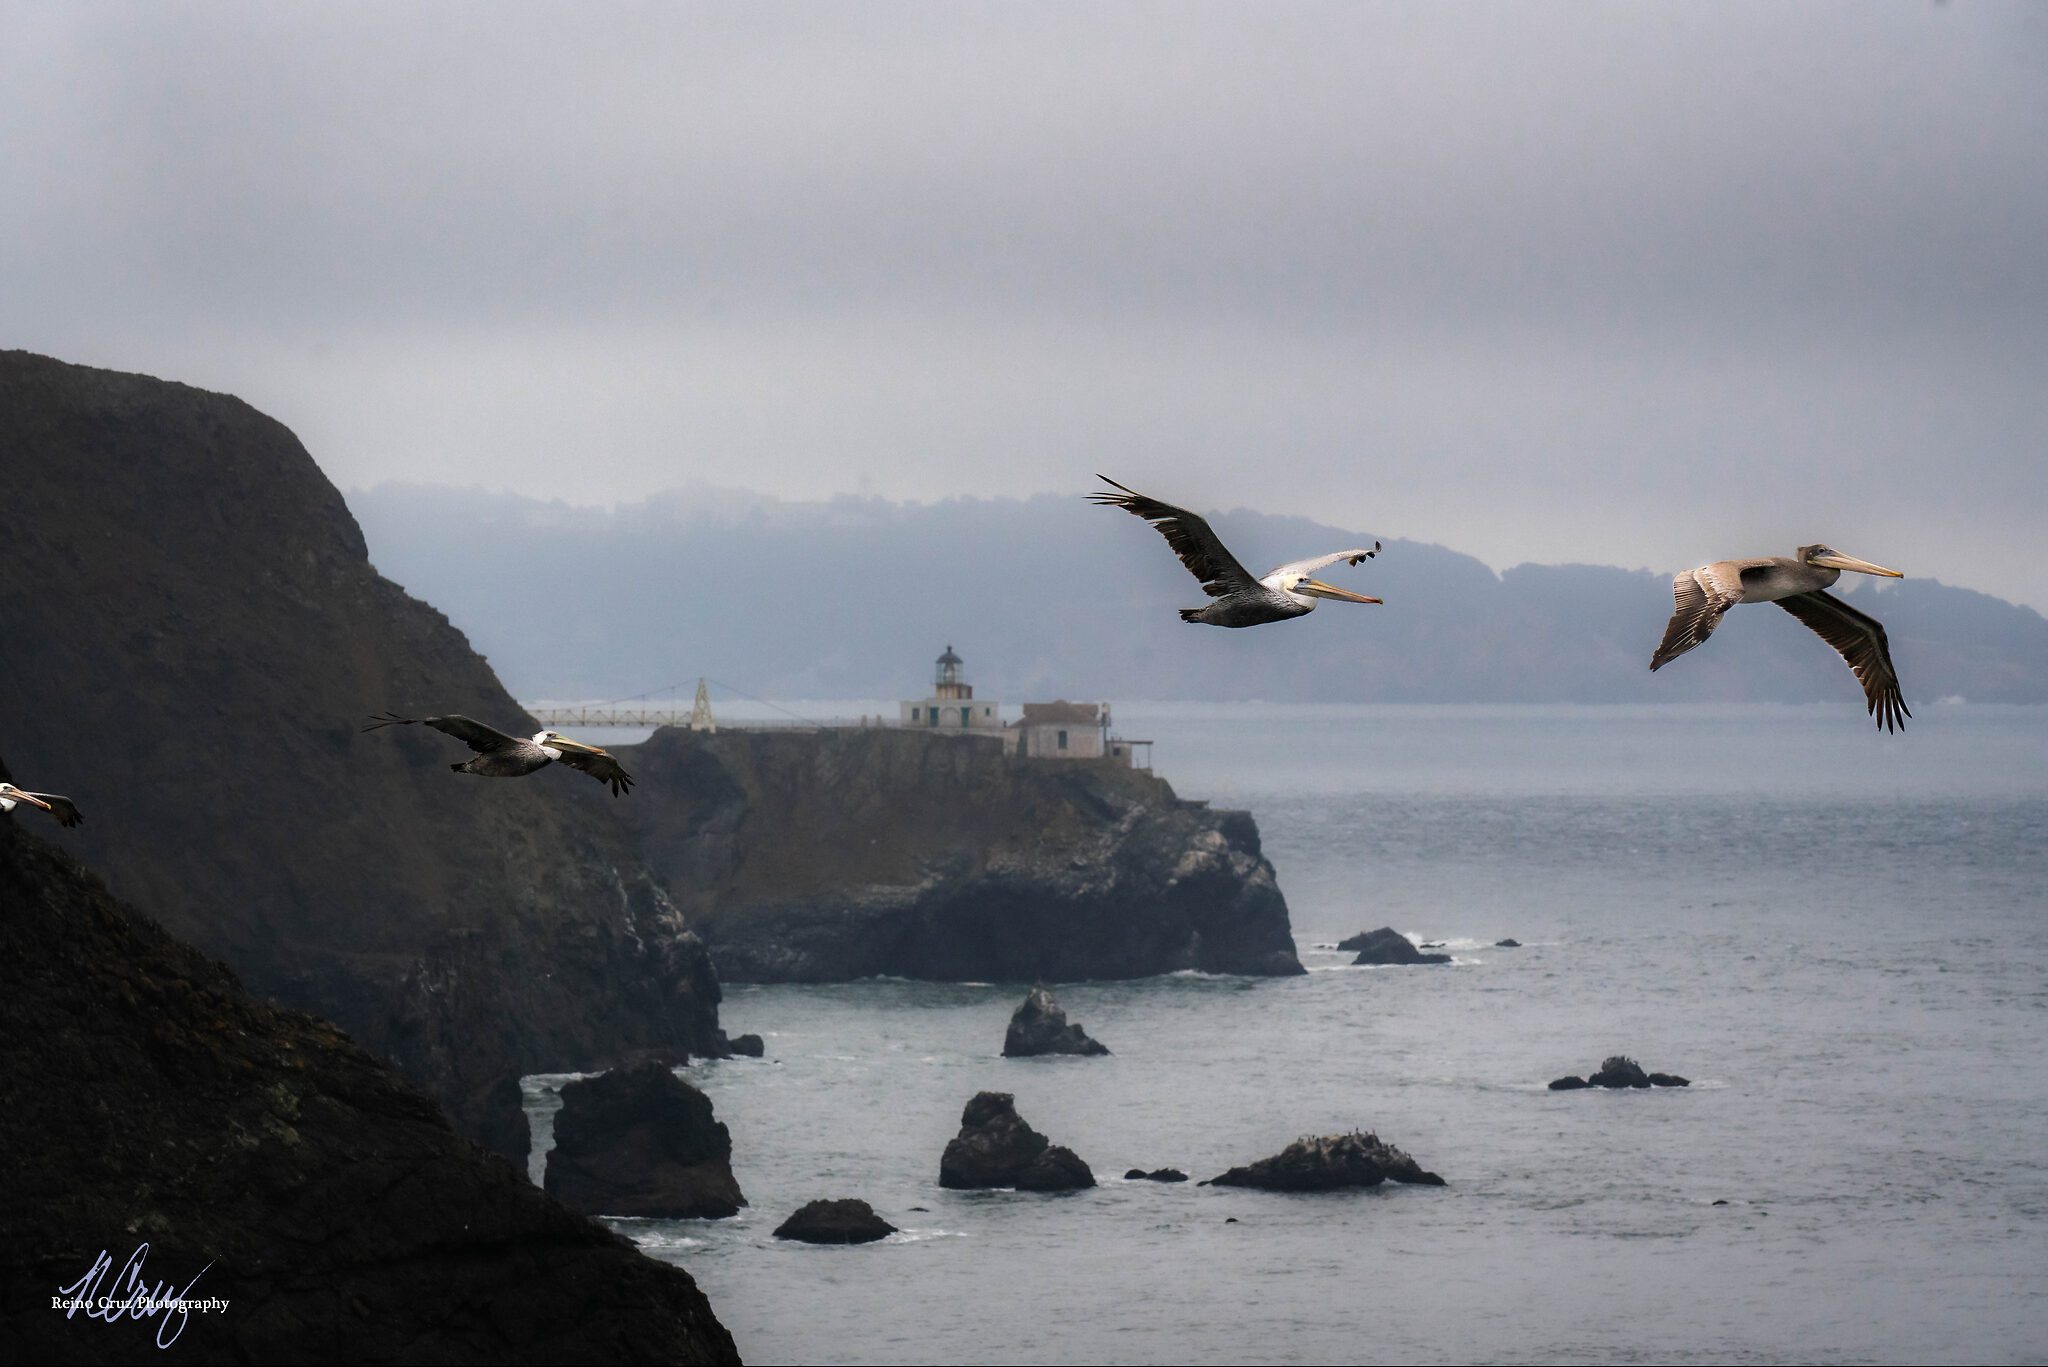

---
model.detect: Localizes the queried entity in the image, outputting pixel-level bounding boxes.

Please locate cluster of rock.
[1201,1132,1446,1191]
[1549,1055,1691,1090]
[543,1062,748,1219]
[1004,985,1110,1057]
[1124,1168,1189,1183]
[939,1092,1096,1191]
[1340,927,1452,965]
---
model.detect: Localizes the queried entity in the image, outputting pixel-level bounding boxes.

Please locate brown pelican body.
[0,782,83,827]
[1651,544,1910,732]
[1090,475,1382,627]
[363,713,634,794]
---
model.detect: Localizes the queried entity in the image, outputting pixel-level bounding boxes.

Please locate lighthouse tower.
[901,645,1003,730]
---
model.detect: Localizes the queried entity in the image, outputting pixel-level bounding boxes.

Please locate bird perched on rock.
[363,714,634,794]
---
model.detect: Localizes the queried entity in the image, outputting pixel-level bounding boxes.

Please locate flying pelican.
[1650,544,1909,732]
[362,714,635,794]
[0,782,83,827]
[1090,476,1382,627]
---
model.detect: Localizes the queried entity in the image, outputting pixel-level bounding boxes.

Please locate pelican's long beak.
[548,736,607,756]
[1811,552,1904,578]
[1300,578,1383,604]
[6,790,52,813]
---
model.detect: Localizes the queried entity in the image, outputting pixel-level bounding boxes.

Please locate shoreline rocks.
[773,1199,898,1245]
[939,1091,1095,1191]
[1550,1055,1691,1090]
[0,799,738,1364]
[1339,927,1452,966]
[1124,1168,1189,1183]
[1003,985,1110,1057]
[544,1062,748,1218]
[1202,1132,1446,1191]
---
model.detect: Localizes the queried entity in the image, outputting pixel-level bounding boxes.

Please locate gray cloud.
[4,1,2045,605]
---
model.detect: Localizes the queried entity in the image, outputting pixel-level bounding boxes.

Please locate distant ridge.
[347,482,2048,706]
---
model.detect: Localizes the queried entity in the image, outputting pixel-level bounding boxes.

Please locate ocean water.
[526,703,2048,1365]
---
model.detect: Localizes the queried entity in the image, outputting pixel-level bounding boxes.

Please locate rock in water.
[1495,938,1522,948]
[1548,1075,1592,1090]
[1647,1072,1691,1088]
[1003,985,1111,1057]
[939,1091,1095,1191]
[1339,927,1453,965]
[0,792,737,1364]
[726,1033,766,1058]
[1589,1055,1653,1089]
[1202,1132,1446,1191]
[773,1199,898,1245]
[545,1062,747,1218]
[1124,1168,1190,1183]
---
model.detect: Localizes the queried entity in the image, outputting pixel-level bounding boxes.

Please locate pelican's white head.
[1272,572,1383,608]
[1799,545,1903,578]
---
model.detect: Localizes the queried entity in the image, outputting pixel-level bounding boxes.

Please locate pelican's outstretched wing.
[1089,475,1259,598]
[547,739,635,796]
[1650,563,1746,670]
[1776,590,1910,733]
[1267,543,1381,580]
[23,791,83,827]
[363,712,520,754]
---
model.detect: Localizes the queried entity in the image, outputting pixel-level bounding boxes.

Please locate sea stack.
[939,1091,1095,1191]
[1003,985,1111,1057]
[544,1062,747,1218]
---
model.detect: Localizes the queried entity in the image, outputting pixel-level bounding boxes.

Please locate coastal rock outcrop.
[0,793,737,1364]
[939,1092,1096,1191]
[544,1062,747,1219]
[619,727,1303,982]
[1202,1132,1446,1191]
[1003,985,1111,1057]
[1550,1056,1690,1090]
[1124,1168,1189,1183]
[0,352,722,1147]
[773,1200,898,1245]
[1340,927,1452,965]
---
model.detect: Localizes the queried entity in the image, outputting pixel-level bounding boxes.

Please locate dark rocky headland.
[0,351,722,1148]
[0,795,737,1365]
[620,725,1301,982]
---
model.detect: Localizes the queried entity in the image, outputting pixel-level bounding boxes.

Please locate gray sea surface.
[526,703,2048,1364]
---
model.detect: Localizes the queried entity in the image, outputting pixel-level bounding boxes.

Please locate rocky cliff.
[0,352,720,1144]
[617,727,1301,981]
[0,792,738,1365]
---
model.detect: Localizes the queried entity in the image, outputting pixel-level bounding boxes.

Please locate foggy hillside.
[347,483,2048,708]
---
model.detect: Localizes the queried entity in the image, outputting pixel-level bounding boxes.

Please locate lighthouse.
[900,645,1003,731]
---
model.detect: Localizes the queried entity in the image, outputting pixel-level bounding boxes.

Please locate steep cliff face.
[0,800,738,1365]
[0,352,719,1142]
[619,727,1301,981]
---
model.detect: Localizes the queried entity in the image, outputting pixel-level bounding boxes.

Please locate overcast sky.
[5,2,2045,605]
